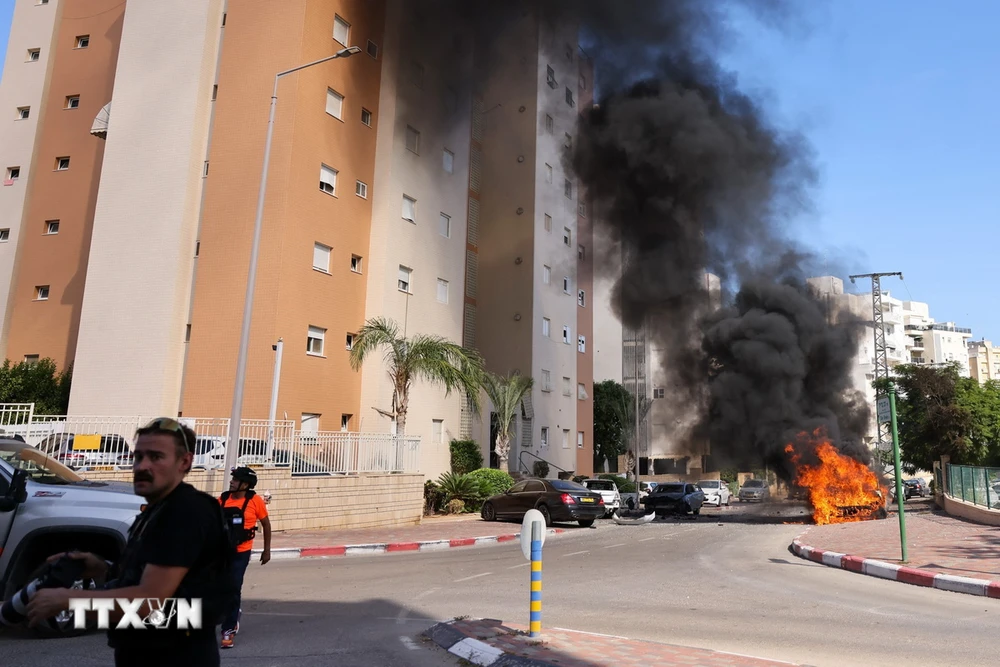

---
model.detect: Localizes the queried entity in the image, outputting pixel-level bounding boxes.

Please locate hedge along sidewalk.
[251,513,573,559]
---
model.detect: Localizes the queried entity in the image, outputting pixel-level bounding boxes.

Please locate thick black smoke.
[413,1,871,474]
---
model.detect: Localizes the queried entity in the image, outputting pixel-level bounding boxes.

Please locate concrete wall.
[941,494,1000,527]
[84,469,423,532]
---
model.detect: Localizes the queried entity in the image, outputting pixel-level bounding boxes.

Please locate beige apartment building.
[0,0,593,479]
[969,339,1000,383]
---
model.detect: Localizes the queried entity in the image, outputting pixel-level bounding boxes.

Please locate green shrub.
[450,440,483,475]
[437,471,483,503]
[532,460,550,478]
[445,499,466,514]
[424,480,446,515]
[468,468,514,499]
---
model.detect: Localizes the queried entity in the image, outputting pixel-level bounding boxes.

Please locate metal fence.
[0,404,419,476]
[945,463,1000,510]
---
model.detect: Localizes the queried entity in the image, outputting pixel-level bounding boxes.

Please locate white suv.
[583,479,622,517]
[698,480,732,506]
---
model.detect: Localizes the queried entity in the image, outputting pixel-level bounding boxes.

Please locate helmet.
[231,466,257,489]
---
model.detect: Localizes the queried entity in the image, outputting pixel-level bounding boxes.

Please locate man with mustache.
[26,418,231,667]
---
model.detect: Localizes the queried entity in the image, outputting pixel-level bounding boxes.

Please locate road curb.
[790,530,1000,598]
[423,620,561,667]
[252,528,566,560]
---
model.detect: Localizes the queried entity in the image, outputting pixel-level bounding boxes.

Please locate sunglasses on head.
[140,417,192,453]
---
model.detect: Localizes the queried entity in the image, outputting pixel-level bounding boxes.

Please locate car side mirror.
[0,468,28,512]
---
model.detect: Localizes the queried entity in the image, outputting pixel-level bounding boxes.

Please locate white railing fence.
[0,404,419,476]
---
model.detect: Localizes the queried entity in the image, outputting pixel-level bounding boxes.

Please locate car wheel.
[692,506,700,515]
[578,519,595,528]
[481,501,496,522]
[725,496,731,506]
[537,504,552,527]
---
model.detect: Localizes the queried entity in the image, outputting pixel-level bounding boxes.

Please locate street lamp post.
[223,46,362,482]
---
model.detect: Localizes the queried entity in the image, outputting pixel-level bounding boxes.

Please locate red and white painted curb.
[791,534,1000,598]
[254,527,567,560]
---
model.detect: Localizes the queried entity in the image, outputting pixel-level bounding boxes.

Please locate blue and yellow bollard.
[529,521,542,637]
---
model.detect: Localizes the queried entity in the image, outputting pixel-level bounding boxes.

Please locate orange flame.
[785,430,884,525]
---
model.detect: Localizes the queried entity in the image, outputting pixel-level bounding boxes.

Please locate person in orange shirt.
[218,466,271,649]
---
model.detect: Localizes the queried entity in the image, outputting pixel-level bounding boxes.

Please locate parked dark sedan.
[480,478,606,527]
[641,482,705,517]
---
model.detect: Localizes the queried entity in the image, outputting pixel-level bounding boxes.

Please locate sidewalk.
[791,504,1000,596]
[426,618,802,667]
[250,514,572,559]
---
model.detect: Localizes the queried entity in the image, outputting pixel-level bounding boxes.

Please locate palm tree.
[484,371,534,471]
[348,316,486,439]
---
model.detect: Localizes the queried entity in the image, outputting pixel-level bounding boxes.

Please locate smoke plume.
[415,1,871,475]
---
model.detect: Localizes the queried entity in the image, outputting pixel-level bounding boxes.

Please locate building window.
[578,383,586,400]
[541,370,551,392]
[442,149,454,173]
[345,333,354,350]
[564,179,572,199]
[564,133,573,150]
[405,125,420,154]
[355,180,368,198]
[562,277,570,294]
[6,167,20,181]
[545,164,553,183]
[545,114,554,133]
[544,214,552,232]
[580,74,587,90]
[578,290,585,307]
[212,85,218,100]
[542,318,551,337]
[408,60,425,89]
[439,213,451,238]
[541,427,549,447]
[543,265,551,284]
[17,107,29,120]
[55,157,70,170]
[35,285,49,300]
[546,65,557,88]
[578,245,585,260]
[436,278,449,303]
[313,242,331,272]
[562,325,570,344]
[0,229,9,242]
[350,255,362,273]
[577,431,584,448]
[367,39,379,59]
[578,202,586,217]
[342,414,353,430]
[432,419,444,444]
[402,195,416,222]
[333,15,350,46]
[653,388,665,399]
[578,335,586,353]
[65,95,80,109]
[307,326,326,356]
[398,265,412,293]
[76,35,89,48]
[566,87,575,107]
[562,376,571,396]
[562,429,570,449]
[27,49,40,62]
[326,88,344,119]
[23,354,39,364]
[319,164,337,195]
[361,108,372,126]
[563,227,572,246]
[45,220,59,235]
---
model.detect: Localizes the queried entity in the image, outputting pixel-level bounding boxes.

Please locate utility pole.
[848,272,903,454]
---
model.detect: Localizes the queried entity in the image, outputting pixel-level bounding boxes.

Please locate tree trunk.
[496,433,510,471]
[395,393,409,472]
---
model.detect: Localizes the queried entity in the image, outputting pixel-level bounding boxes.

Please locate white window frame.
[562,377,571,396]
[7,167,20,181]
[313,242,331,273]
[402,195,416,222]
[398,265,412,293]
[341,414,353,430]
[562,429,570,449]
[351,255,363,273]
[55,157,70,171]
[333,15,350,46]
[46,220,59,235]
[307,326,326,356]
[27,49,40,62]
[326,88,344,119]
[541,427,549,447]
[541,370,551,392]
[35,285,49,301]
[355,180,368,198]
[564,179,572,199]
[319,164,337,195]
[405,125,420,154]
[578,290,585,307]
[563,227,572,246]
[65,95,80,109]
[577,431,584,449]
[653,388,665,399]
[439,212,451,238]
[578,383,586,400]
[17,107,29,120]
[432,419,444,444]
[545,164,553,183]
[578,335,586,353]
[361,108,372,126]
[436,278,449,304]
[562,277,570,294]
[76,35,89,48]
[562,325,570,344]
[543,265,551,284]
[346,333,355,350]
[0,229,9,242]
[542,318,551,337]
[442,149,454,174]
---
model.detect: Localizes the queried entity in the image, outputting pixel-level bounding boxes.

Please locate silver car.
[738,479,770,502]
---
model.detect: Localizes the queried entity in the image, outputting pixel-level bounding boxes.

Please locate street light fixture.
[223,45,362,483]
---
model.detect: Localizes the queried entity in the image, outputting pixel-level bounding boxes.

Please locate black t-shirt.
[107,481,227,654]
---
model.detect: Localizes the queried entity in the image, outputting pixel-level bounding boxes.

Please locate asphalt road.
[1,500,996,666]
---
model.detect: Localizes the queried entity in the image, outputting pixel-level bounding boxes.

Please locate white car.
[583,478,622,516]
[698,480,732,506]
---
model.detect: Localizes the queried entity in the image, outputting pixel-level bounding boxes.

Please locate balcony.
[930,323,972,334]
[911,357,926,364]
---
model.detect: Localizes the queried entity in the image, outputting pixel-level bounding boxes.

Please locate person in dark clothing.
[26,418,231,667]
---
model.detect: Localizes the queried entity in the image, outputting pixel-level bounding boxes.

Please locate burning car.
[641,482,705,517]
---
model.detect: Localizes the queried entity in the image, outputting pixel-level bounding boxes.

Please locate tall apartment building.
[968,339,1000,383]
[0,0,594,480]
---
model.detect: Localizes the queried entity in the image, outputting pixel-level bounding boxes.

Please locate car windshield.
[744,480,764,488]
[657,483,685,494]
[699,481,719,488]
[0,442,84,485]
[586,481,615,491]
[550,480,588,492]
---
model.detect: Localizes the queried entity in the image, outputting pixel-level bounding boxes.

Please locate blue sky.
[1,1,997,340]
